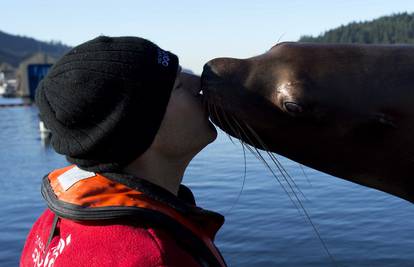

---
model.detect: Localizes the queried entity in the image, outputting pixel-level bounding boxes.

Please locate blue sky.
[2,0,413,73]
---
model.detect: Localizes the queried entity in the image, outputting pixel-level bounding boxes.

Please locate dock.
[0,102,32,108]
[0,97,32,108]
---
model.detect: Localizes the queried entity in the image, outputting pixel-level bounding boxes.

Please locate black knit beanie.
[35,36,179,172]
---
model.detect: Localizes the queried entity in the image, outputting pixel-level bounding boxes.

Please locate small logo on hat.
[157,49,170,67]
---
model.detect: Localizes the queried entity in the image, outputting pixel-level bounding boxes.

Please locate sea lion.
[201,42,414,203]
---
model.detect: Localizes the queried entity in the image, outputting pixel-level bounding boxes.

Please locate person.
[20,36,227,267]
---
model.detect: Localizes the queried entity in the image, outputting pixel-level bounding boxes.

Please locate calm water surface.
[1,98,413,266]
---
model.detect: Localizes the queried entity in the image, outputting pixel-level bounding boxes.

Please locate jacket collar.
[102,171,225,239]
[46,165,224,240]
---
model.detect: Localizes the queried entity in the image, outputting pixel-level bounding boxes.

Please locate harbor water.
[1,98,413,266]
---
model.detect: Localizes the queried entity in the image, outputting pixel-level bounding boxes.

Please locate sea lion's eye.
[284,101,303,114]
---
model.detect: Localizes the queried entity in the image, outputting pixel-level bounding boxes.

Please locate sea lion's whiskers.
[219,106,249,146]
[242,122,337,266]
[208,103,248,215]
[211,103,234,144]
[242,122,308,201]
[211,103,238,145]
[206,100,336,264]
[276,34,286,44]
[224,115,337,267]
[224,116,264,164]
[299,164,313,186]
[224,130,248,216]
[212,105,308,215]
[216,109,251,196]
[243,136,304,213]
[229,117,303,212]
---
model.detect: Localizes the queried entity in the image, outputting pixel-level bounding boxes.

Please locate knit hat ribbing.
[35,36,179,172]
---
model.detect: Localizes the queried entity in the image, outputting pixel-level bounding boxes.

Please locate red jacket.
[20,165,227,267]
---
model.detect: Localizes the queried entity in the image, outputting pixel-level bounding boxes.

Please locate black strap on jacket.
[45,214,59,248]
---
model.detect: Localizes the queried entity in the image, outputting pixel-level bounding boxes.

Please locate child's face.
[151,68,217,159]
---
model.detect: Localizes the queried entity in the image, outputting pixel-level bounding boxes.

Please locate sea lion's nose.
[202,57,249,85]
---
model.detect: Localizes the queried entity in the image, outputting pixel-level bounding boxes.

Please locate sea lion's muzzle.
[202,57,255,113]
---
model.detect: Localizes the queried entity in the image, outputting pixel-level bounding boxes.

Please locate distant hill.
[0,30,71,67]
[299,12,414,44]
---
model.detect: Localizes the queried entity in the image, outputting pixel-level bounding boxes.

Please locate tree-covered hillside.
[0,30,71,67]
[299,12,414,44]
